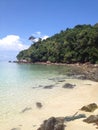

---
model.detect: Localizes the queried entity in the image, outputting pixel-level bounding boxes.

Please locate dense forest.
[17,23,98,64]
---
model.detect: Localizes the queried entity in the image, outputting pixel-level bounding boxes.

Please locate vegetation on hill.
[17,23,98,64]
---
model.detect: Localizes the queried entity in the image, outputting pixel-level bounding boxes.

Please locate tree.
[17,23,98,64]
[28,36,36,43]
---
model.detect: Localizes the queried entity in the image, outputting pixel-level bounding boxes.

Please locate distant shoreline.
[10,60,98,66]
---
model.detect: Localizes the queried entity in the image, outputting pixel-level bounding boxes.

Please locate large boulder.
[83,115,98,123]
[37,117,65,130]
[81,103,98,112]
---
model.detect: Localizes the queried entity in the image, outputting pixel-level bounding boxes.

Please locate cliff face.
[17,23,98,64]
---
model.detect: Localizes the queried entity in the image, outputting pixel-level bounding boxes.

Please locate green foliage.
[17,23,98,64]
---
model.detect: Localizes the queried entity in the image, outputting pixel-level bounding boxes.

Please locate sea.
[0,62,73,129]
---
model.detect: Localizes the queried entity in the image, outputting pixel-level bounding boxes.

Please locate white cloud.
[31,32,49,42]
[0,34,49,61]
[36,31,41,35]
[42,35,49,40]
[32,38,39,43]
[0,35,29,51]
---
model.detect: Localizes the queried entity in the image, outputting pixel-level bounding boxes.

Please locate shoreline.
[12,61,98,82]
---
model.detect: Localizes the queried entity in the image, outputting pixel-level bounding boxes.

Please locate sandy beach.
[2,78,98,130]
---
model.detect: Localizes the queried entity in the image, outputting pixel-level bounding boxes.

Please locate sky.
[0,0,98,61]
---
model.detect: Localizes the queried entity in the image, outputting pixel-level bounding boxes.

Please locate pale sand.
[2,79,98,130]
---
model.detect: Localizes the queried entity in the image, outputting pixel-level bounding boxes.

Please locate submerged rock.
[48,77,65,83]
[62,83,76,89]
[11,128,21,130]
[64,114,86,122]
[81,103,98,112]
[44,85,54,89]
[20,107,32,113]
[57,79,65,82]
[75,75,87,80]
[36,102,43,108]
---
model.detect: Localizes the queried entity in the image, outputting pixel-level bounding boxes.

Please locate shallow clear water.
[0,62,71,125]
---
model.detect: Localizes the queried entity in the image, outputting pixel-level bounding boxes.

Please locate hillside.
[17,23,98,64]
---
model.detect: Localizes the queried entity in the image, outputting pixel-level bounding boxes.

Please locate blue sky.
[0,0,98,61]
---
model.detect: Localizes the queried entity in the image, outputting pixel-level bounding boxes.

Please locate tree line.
[17,23,98,64]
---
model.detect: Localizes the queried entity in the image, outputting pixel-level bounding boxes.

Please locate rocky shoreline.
[12,61,98,82]
[65,63,98,82]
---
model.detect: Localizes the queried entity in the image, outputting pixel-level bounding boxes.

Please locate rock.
[54,123,65,130]
[55,117,65,124]
[36,102,43,108]
[64,113,86,122]
[37,114,86,130]
[37,117,65,130]
[38,85,43,88]
[62,83,76,89]
[47,61,51,64]
[43,117,56,130]
[83,115,98,123]
[57,79,65,82]
[11,128,21,130]
[32,85,43,89]
[48,77,65,83]
[44,85,54,89]
[81,103,98,112]
[92,72,98,82]
[76,75,87,80]
[20,107,32,113]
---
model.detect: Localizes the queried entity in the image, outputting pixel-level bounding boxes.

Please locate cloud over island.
[0,35,29,61]
[0,33,49,61]
[0,35,29,51]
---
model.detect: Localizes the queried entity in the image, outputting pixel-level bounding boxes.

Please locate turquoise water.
[0,62,69,90]
[0,62,71,125]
